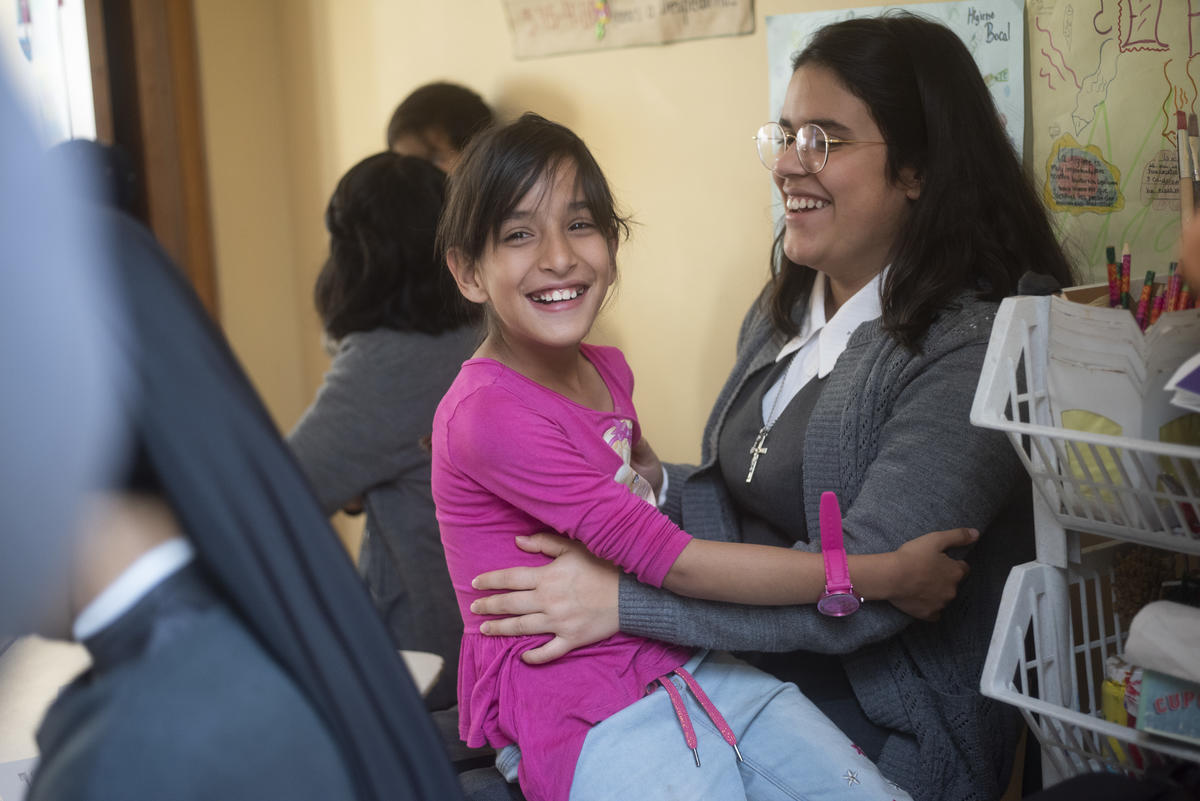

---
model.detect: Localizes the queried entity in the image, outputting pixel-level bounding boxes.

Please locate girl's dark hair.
[768,12,1076,348]
[436,112,630,270]
[315,152,478,340]
[386,82,494,152]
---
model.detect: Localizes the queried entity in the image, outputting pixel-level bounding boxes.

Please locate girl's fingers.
[521,635,573,664]
[930,527,978,550]
[480,612,551,638]
[471,565,544,591]
[471,589,538,616]
[514,531,575,557]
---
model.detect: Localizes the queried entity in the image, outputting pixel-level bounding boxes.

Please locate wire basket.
[981,544,1200,778]
[971,296,1200,556]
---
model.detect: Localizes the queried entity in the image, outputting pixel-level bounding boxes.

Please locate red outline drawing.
[1118,0,1168,53]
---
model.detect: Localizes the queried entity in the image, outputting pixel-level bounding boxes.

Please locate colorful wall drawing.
[1031,0,1199,281]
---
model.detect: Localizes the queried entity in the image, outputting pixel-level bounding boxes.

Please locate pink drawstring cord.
[655,667,743,767]
[674,668,744,763]
[656,675,701,766]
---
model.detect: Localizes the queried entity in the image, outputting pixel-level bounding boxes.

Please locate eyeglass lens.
[755,123,829,173]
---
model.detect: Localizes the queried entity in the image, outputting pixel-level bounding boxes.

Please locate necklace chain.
[763,351,801,429]
[746,352,801,483]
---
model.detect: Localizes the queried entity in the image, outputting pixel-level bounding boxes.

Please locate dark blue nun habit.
[19,203,465,801]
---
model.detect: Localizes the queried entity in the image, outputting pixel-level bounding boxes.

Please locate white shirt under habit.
[760,268,888,426]
[658,268,887,502]
[73,537,196,641]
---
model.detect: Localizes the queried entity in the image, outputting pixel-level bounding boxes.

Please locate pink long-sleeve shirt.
[431,344,694,801]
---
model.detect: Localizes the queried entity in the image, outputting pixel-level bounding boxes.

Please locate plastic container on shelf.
[971,295,1200,556]
[982,542,1200,778]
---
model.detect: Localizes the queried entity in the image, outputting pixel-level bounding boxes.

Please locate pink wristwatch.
[817,491,862,617]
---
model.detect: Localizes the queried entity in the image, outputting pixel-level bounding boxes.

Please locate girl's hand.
[470,533,621,664]
[888,528,976,620]
[630,436,663,497]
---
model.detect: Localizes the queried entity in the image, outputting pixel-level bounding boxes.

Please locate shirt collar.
[73,537,196,642]
[775,267,888,378]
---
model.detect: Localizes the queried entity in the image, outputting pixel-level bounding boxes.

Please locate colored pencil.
[1149,291,1167,326]
[1135,270,1156,329]
[1190,113,1200,208]
[1106,245,1120,307]
[1179,111,1195,223]
[1166,262,1181,312]
[1121,243,1132,308]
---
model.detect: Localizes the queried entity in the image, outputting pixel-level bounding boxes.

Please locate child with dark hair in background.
[387,82,494,173]
[289,153,480,713]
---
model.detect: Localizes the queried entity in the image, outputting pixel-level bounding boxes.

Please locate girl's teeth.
[785,197,828,211]
[533,288,581,303]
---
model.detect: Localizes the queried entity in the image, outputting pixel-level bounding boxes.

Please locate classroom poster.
[502,0,754,59]
[764,0,1023,224]
[1030,0,1199,283]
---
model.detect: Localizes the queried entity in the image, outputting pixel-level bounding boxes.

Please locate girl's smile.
[783,194,830,212]
[528,283,589,306]
[448,160,615,380]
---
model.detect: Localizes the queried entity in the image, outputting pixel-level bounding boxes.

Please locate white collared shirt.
[760,268,888,426]
[72,537,196,642]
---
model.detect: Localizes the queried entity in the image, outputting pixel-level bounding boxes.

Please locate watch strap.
[819,491,853,594]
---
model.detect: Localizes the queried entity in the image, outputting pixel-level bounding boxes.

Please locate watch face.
[818,592,861,617]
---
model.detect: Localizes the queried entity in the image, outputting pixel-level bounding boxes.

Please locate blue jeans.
[497,650,913,801]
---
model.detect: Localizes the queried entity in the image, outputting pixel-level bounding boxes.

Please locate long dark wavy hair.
[315,152,478,341]
[767,13,1076,348]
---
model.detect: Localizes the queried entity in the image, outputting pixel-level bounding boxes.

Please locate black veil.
[103,208,463,801]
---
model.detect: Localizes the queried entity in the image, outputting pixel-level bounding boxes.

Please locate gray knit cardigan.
[288,325,478,711]
[619,289,1032,801]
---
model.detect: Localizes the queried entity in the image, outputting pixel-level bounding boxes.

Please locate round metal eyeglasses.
[753,122,885,174]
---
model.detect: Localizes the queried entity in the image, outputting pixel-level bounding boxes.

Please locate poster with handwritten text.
[1031,0,1197,282]
[766,2,1022,148]
[764,1,1023,226]
[503,0,753,59]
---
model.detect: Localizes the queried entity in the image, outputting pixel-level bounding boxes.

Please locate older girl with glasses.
[469,12,1076,801]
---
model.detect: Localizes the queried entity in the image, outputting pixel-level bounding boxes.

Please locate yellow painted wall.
[193,0,309,427]
[193,0,929,464]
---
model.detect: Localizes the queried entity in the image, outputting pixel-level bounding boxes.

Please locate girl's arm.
[621,337,1025,655]
[469,526,974,664]
[663,530,973,610]
[628,433,974,610]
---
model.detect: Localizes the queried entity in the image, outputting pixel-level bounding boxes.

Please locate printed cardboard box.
[1136,668,1200,747]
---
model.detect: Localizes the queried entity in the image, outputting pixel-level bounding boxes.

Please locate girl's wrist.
[845,553,892,602]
